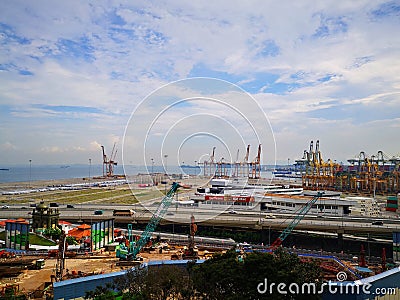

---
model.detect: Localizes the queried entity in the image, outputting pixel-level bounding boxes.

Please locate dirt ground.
[0,251,187,295]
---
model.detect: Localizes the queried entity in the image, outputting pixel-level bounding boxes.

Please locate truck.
[113,209,135,217]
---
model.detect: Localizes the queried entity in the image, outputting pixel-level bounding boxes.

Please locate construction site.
[1,175,399,299]
[1,142,400,299]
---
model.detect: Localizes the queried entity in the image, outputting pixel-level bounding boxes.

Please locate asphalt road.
[1,203,400,234]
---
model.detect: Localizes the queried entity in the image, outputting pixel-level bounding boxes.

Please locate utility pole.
[164,154,168,174]
[194,160,197,186]
[89,158,91,184]
[29,159,32,188]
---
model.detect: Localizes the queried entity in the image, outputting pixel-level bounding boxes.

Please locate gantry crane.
[241,144,251,177]
[101,143,118,177]
[249,144,261,179]
[203,147,216,177]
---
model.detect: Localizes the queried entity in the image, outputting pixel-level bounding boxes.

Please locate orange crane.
[101,143,118,177]
[204,147,216,177]
[241,145,251,177]
[250,144,261,179]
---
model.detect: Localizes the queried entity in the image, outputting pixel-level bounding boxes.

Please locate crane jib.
[131,182,180,259]
[269,191,324,250]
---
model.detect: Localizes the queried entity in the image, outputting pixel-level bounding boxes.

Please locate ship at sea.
[180,164,200,169]
[272,167,302,178]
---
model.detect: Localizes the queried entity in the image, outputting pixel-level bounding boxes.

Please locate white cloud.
[1,142,17,151]
[0,1,399,165]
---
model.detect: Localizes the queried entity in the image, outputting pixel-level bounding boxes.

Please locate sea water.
[0,164,275,183]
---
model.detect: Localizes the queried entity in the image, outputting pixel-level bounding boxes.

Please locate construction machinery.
[116,182,181,260]
[101,143,118,177]
[249,144,262,179]
[295,141,400,195]
[183,215,199,259]
[203,147,216,177]
[268,191,324,250]
[203,144,263,179]
[55,231,67,282]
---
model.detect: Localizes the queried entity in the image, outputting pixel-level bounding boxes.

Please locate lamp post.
[29,159,32,188]
[89,158,92,184]
[194,160,197,186]
[151,158,154,174]
[164,154,168,174]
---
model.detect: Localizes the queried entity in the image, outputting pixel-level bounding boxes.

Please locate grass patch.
[29,233,57,246]
[0,231,57,246]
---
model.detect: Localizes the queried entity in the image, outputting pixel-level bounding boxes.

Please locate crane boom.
[269,191,324,250]
[131,182,180,259]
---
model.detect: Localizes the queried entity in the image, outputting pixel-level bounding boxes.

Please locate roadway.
[1,204,400,235]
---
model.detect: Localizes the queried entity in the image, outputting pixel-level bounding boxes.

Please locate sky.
[0,1,399,167]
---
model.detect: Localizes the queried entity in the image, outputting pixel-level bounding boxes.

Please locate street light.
[164,154,168,174]
[194,160,197,186]
[89,158,92,184]
[151,158,154,174]
[29,159,32,188]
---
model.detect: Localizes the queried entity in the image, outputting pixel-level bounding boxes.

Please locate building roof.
[67,223,91,239]
[1,218,28,226]
[59,220,72,225]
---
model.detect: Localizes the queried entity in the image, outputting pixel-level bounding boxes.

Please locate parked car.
[94,210,103,215]
[67,204,75,208]
[1,205,10,209]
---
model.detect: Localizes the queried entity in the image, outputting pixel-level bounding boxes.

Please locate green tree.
[43,227,61,240]
[191,249,322,300]
[87,249,322,300]
[115,265,192,300]
[191,250,243,299]
[66,235,78,245]
[84,283,117,300]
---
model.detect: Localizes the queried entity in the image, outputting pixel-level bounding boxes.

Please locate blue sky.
[0,1,399,166]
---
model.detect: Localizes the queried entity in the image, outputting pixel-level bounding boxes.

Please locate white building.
[345,196,381,217]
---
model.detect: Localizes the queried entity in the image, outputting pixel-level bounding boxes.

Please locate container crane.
[109,143,118,177]
[250,144,261,179]
[116,182,180,260]
[268,191,324,251]
[203,147,216,177]
[101,143,118,177]
[241,144,250,177]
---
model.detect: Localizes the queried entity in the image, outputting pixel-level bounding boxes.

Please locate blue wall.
[53,260,204,300]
